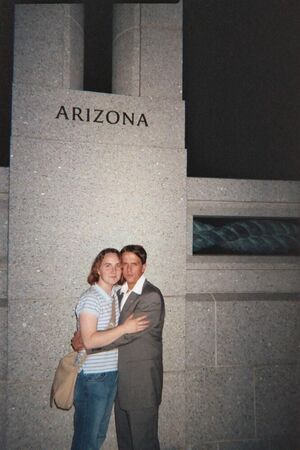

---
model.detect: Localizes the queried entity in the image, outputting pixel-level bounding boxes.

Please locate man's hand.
[71,330,84,351]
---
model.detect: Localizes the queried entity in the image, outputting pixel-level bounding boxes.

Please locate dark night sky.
[1,0,300,180]
[184,0,300,180]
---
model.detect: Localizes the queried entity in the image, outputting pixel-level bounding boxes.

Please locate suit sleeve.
[91,290,164,352]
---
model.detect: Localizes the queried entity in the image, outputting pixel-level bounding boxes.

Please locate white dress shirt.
[119,274,146,311]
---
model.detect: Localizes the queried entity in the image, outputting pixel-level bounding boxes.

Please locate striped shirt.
[75,284,119,374]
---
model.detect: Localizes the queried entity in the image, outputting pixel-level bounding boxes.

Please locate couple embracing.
[71,244,165,450]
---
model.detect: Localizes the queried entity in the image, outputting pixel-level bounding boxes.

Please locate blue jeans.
[71,370,118,450]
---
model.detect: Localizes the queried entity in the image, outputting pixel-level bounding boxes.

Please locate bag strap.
[107,296,117,329]
[75,350,87,368]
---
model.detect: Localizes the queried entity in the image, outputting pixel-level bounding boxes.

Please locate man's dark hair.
[120,245,147,264]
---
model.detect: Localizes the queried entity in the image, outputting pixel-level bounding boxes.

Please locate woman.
[71,248,148,450]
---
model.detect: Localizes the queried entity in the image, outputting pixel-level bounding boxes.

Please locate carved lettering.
[72,107,84,121]
[106,110,120,125]
[137,113,148,127]
[55,105,69,120]
[94,110,104,123]
[123,112,134,125]
[55,106,149,127]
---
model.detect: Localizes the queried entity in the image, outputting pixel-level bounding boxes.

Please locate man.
[73,244,165,450]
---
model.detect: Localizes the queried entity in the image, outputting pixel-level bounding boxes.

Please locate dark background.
[1,0,299,180]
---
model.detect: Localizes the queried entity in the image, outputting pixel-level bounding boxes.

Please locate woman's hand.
[71,330,84,351]
[122,314,149,334]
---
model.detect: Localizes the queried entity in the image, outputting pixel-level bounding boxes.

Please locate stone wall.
[0,167,8,449]
[185,178,300,449]
[7,3,186,449]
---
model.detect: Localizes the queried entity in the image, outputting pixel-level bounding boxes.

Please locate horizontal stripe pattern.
[76,284,119,373]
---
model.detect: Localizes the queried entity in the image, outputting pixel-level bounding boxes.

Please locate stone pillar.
[0,168,8,449]
[112,1,182,99]
[9,3,185,450]
[113,2,186,448]
[13,4,84,89]
[8,4,85,450]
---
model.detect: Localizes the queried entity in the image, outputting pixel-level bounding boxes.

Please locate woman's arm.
[79,312,149,350]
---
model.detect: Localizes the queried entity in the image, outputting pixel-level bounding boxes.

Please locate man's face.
[121,251,146,289]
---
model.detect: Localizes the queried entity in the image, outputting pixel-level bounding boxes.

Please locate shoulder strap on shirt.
[107,297,116,329]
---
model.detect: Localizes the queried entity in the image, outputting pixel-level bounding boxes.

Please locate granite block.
[14,5,83,89]
[62,5,84,90]
[141,26,182,98]
[9,138,186,299]
[68,3,84,27]
[197,444,218,450]
[186,295,215,368]
[8,297,77,383]
[0,167,9,192]
[216,297,300,365]
[187,256,300,271]
[187,177,300,204]
[113,3,140,39]
[112,26,140,96]
[0,381,7,449]
[255,366,299,437]
[163,296,185,372]
[185,369,206,448]
[187,199,300,218]
[219,441,269,450]
[0,267,7,298]
[0,198,8,259]
[186,444,218,450]
[159,371,185,450]
[186,293,215,302]
[186,368,256,445]
[141,1,182,28]
[7,381,73,450]
[0,306,7,380]
[112,2,183,99]
[204,367,254,441]
[187,268,300,293]
[14,5,65,88]
[213,292,300,302]
[268,435,300,450]
[12,86,185,148]
[112,7,140,96]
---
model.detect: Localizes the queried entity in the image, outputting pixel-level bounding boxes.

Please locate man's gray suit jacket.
[101,280,165,411]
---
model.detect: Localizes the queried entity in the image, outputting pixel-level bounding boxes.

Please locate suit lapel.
[117,289,123,308]
[119,291,140,322]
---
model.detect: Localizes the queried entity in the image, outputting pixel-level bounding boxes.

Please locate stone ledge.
[187,268,300,293]
[186,293,214,302]
[186,292,300,302]
[0,167,9,192]
[187,255,300,270]
[0,193,8,201]
[187,177,300,203]
[0,259,7,271]
[0,298,8,307]
[187,200,300,217]
[212,292,300,302]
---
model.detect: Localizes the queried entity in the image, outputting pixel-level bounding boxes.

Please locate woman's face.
[97,252,122,288]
